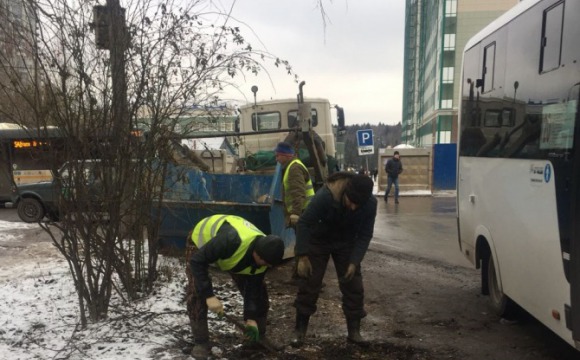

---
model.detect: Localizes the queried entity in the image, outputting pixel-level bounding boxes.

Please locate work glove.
[296,256,312,278]
[342,263,357,283]
[289,214,300,226]
[206,296,224,316]
[244,319,260,342]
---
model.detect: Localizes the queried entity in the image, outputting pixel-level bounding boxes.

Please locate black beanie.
[345,174,374,205]
[254,235,285,265]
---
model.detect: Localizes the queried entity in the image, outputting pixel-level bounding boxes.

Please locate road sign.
[356,129,374,156]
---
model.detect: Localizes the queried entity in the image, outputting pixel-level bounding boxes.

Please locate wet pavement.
[371,194,470,268]
[1,195,468,267]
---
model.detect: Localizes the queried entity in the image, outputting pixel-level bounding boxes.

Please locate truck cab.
[236,97,344,176]
[237,98,336,158]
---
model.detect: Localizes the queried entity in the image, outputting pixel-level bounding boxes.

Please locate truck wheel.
[487,253,513,317]
[17,198,46,223]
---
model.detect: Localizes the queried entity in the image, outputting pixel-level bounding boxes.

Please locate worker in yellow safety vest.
[185,214,285,359]
[274,141,315,227]
[274,141,315,285]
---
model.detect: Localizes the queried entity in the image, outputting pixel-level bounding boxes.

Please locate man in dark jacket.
[186,215,285,359]
[291,172,377,347]
[384,151,403,204]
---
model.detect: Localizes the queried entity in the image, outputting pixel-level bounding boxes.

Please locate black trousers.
[293,239,366,320]
[185,241,270,344]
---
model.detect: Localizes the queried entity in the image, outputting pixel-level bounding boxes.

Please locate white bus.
[457,0,580,350]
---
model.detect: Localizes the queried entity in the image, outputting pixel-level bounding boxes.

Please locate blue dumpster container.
[153,163,295,258]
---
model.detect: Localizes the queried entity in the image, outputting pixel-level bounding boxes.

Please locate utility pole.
[107,0,128,145]
[93,1,128,146]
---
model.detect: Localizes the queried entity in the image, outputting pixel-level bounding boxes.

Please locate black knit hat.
[254,235,285,265]
[344,174,374,205]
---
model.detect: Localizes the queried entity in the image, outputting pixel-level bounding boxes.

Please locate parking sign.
[356,129,374,156]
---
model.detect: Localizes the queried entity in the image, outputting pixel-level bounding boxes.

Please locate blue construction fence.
[432,143,457,191]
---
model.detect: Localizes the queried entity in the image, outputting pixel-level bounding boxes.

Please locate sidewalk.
[372,182,456,198]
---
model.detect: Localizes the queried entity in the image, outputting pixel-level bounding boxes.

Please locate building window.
[540,1,564,73]
[444,34,455,50]
[443,51,455,67]
[445,0,457,17]
[438,131,451,144]
[482,42,496,93]
[441,99,453,109]
[442,67,454,84]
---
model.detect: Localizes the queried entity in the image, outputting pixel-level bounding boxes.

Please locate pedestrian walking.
[186,214,285,359]
[384,151,403,204]
[291,172,377,347]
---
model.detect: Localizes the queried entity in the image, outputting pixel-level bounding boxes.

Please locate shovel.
[220,313,280,353]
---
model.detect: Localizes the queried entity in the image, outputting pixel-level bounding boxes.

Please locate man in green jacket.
[274,141,315,227]
[186,214,285,359]
[275,141,315,284]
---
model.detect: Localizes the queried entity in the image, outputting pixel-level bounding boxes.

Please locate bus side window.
[540,2,564,73]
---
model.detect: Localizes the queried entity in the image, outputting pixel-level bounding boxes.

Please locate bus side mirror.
[475,79,484,89]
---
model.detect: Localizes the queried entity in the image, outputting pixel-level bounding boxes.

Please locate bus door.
[569,83,580,345]
[0,143,13,202]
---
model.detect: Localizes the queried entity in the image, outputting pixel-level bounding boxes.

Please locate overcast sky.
[219,1,406,126]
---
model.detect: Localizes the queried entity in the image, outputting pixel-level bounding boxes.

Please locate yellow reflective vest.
[283,158,315,213]
[190,215,267,275]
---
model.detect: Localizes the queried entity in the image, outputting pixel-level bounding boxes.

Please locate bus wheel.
[487,254,512,317]
[17,198,46,223]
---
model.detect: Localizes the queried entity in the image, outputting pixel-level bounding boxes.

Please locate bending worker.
[186,214,285,359]
[291,172,377,347]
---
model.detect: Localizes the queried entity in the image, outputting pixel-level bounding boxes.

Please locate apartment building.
[0,0,37,82]
[401,0,519,146]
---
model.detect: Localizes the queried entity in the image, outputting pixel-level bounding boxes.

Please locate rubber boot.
[190,321,210,359]
[346,317,369,347]
[256,317,284,351]
[290,313,310,348]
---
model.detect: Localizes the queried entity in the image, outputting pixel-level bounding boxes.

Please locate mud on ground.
[171,248,580,360]
[5,221,579,360]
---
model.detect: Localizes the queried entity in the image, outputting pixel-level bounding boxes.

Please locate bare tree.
[0,0,294,326]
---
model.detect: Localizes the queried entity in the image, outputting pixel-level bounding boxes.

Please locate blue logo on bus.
[544,164,551,183]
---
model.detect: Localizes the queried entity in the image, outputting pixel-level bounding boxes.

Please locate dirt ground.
[204,248,580,360]
[3,208,580,360]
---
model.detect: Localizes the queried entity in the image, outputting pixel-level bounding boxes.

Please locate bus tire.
[487,253,513,317]
[17,198,46,223]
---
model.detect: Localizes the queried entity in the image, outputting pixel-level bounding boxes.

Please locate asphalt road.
[371,194,469,267]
